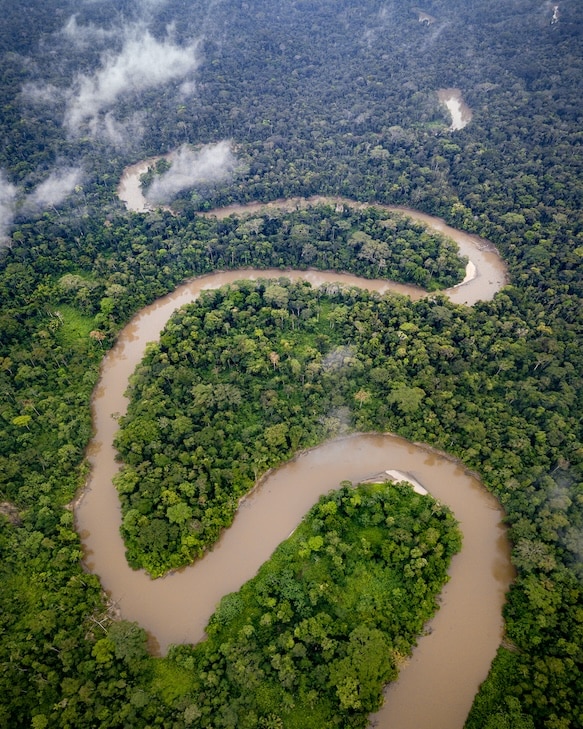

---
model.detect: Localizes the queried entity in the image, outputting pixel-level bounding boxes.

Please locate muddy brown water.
[76,263,513,728]
[199,196,504,306]
[80,179,512,727]
[117,161,505,306]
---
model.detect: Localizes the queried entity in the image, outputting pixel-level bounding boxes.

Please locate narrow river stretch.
[76,177,513,728]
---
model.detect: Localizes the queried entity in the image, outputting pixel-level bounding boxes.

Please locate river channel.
[77,177,513,728]
[117,167,503,305]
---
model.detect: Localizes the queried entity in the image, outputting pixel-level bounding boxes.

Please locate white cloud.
[22,82,64,106]
[64,27,200,137]
[145,142,238,203]
[0,166,86,242]
[24,167,84,211]
[179,80,197,98]
[98,110,146,148]
[0,172,18,245]
[61,15,118,49]
[139,0,171,11]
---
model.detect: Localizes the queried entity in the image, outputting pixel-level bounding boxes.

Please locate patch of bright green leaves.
[160,481,460,728]
[114,277,464,576]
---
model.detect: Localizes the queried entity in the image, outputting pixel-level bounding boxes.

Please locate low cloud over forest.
[64,26,200,141]
[145,142,239,203]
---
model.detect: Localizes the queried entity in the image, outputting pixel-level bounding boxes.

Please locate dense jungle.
[0,1,582,728]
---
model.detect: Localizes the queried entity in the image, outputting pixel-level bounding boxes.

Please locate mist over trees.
[0,0,582,728]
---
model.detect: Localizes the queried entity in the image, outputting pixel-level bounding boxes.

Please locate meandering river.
[117,158,504,305]
[77,176,513,727]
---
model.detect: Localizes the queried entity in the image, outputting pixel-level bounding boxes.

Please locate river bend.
[78,182,512,728]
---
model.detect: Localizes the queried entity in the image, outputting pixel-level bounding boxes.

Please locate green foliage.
[151,657,198,704]
[117,278,484,574]
[52,304,96,347]
[1,0,582,726]
[167,482,460,727]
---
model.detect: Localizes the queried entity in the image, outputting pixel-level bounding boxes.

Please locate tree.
[108,621,148,670]
[354,389,370,409]
[264,423,289,450]
[263,284,289,309]
[167,501,193,525]
[328,625,394,712]
[387,386,425,414]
